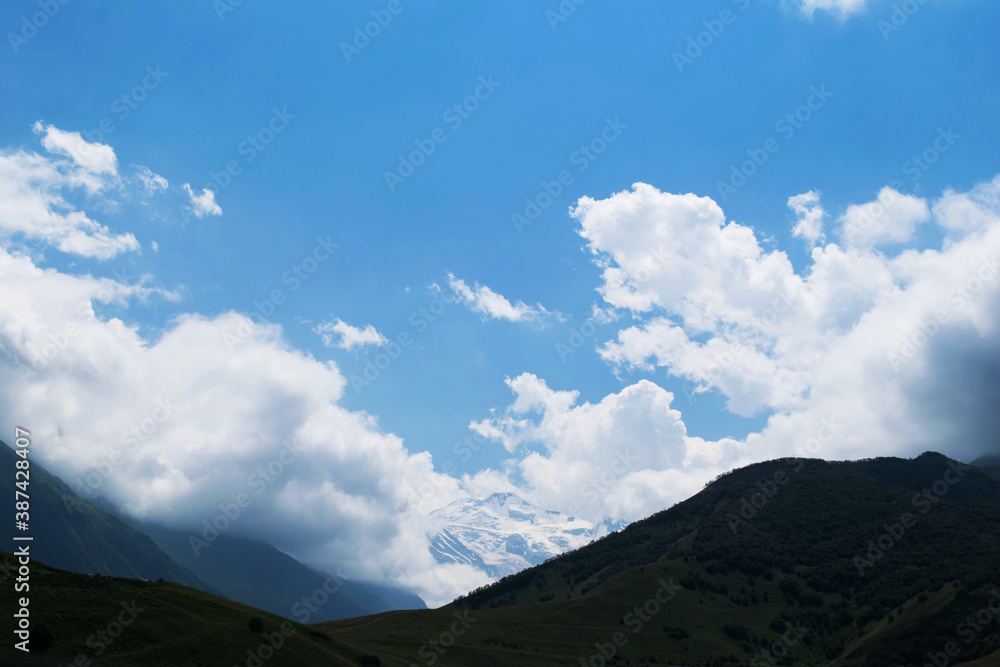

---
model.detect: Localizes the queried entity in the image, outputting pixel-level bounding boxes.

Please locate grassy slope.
[319,558,845,666]
[0,551,368,666]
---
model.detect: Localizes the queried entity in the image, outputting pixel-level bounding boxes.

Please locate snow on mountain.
[427,493,627,580]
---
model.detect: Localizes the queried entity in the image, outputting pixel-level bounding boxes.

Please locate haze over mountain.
[0,440,206,589]
[1,440,425,623]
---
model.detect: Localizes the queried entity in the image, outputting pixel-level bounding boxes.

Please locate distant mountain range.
[428,492,627,579]
[0,439,424,624]
[123,522,425,622]
[5,446,1000,665]
[0,441,208,589]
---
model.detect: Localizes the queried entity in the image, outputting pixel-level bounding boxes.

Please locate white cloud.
[182,183,222,219]
[0,145,139,260]
[313,318,388,350]
[583,180,999,447]
[793,0,868,19]
[467,374,745,523]
[0,242,482,605]
[839,187,930,247]
[463,177,1000,525]
[134,165,169,195]
[32,121,118,178]
[447,273,552,323]
[788,190,826,245]
[932,174,1000,234]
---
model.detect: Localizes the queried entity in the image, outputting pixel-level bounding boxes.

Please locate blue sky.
[2,0,999,602]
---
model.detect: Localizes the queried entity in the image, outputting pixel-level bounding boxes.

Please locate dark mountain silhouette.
[124,522,426,622]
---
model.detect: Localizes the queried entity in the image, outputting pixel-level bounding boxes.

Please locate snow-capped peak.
[427,494,626,581]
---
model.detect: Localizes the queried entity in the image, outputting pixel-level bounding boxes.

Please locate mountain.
[123,522,426,622]
[7,451,1000,666]
[971,453,1000,467]
[0,437,424,622]
[0,440,207,590]
[973,453,1000,482]
[427,492,626,579]
[432,452,1000,665]
[0,550,367,666]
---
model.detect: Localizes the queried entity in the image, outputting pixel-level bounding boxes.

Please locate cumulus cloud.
[463,177,1000,525]
[585,181,1000,452]
[0,132,139,259]
[0,242,484,605]
[839,186,930,247]
[447,273,553,323]
[182,183,222,219]
[788,190,826,245]
[468,374,745,523]
[33,121,118,178]
[313,318,388,350]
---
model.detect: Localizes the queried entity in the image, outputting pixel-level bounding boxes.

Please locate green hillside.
[0,551,370,666]
[426,453,1000,666]
[4,452,998,666]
